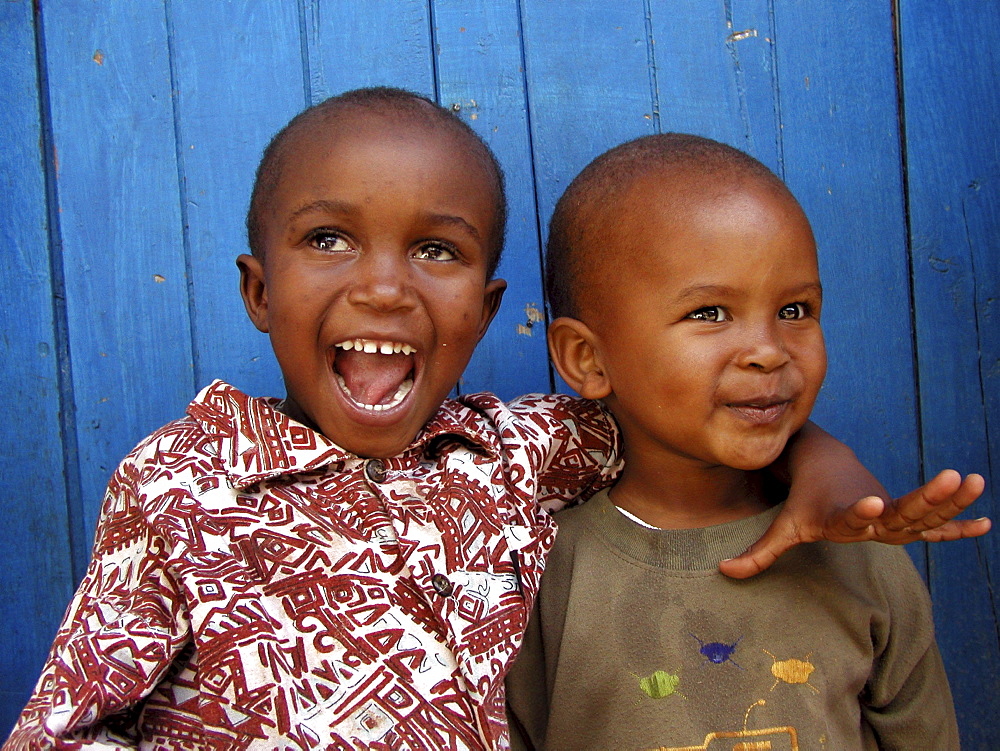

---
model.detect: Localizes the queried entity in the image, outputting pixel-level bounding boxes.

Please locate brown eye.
[309,231,352,253]
[413,242,457,261]
[778,303,808,320]
[687,306,727,322]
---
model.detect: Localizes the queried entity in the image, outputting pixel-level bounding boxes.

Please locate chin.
[723,444,788,471]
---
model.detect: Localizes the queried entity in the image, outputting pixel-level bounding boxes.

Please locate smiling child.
[506,133,962,749]
[7,92,983,751]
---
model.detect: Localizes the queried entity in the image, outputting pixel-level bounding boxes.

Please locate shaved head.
[247,87,508,277]
[546,133,795,319]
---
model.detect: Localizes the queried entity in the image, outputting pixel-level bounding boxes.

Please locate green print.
[637,669,686,700]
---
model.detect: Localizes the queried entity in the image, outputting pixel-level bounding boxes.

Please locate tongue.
[335,350,413,405]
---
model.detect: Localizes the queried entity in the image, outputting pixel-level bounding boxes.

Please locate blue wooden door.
[2,0,996,744]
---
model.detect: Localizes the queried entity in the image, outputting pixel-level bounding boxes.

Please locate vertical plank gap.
[32,0,88,584]
[765,0,785,179]
[722,0,753,153]
[515,0,556,393]
[958,203,995,490]
[426,0,441,104]
[297,0,315,105]
[641,0,661,133]
[891,0,929,581]
[162,0,200,391]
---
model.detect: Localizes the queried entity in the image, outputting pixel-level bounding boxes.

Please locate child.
[506,134,967,749]
[6,91,982,751]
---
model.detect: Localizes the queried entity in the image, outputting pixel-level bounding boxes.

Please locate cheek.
[437,285,488,339]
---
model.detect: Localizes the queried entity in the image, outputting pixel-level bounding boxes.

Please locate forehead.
[276,111,495,198]
[579,169,816,309]
[621,167,812,250]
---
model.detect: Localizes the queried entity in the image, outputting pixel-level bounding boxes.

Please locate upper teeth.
[336,339,415,355]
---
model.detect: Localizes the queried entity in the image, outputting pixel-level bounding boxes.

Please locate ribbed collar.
[580,489,783,572]
[186,380,499,489]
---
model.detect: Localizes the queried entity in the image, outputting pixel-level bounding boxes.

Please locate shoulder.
[548,492,608,555]
[797,540,932,617]
[110,379,281,498]
[117,414,219,480]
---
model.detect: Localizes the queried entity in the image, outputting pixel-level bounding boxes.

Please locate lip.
[726,398,791,425]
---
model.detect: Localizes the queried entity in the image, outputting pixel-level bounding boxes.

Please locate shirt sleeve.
[5,444,192,749]
[861,547,960,750]
[502,393,622,512]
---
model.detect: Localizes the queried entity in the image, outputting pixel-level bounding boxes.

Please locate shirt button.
[431,574,454,597]
[365,459,387,483]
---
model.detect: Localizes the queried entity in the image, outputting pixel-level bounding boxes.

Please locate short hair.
[545,133,790,318]
[246,87,508,278]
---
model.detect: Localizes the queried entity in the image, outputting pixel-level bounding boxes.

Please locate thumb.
[717,519,801,579]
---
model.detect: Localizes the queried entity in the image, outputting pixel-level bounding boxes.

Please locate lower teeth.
[337,376,413,412]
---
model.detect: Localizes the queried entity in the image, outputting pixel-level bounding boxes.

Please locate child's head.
[546,133,827,472]
[238,87,508,458]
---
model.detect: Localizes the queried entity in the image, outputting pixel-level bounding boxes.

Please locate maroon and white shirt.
[7,381,620,750]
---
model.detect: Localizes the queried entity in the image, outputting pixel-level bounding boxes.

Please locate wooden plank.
[166,1,305,400]
[433,0,552,398]
[520,0,655,223]
[0,0,75,733]
[900,0,1000,745]
[646,0,767,151]
[41,1,194,537]
[769,1,921,501]
[518,0,654,393]
[304,0,434,100]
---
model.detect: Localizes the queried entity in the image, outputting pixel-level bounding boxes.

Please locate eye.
[412,242,457,262]
[778,302,809,320]
[687,306,729,322]
[308,230,353,253]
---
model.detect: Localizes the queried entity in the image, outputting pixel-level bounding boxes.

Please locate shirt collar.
[187,380,497,488]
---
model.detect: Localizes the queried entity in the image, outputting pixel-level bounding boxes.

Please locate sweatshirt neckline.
[583,488,783,572]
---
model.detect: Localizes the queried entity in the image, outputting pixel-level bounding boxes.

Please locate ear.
[547,316,611,399]
[476,278,507,341]
[237,253,270,333]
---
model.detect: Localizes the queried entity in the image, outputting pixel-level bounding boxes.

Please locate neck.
[610,451,770,529]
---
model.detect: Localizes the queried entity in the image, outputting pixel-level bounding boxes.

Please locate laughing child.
[7,91,986,750]
[506,134,972,749]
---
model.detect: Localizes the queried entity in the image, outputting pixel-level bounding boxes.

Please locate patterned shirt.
[7,381,620,751]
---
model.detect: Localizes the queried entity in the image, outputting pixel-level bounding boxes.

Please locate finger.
[878,469,962,531]
[900,473,986,532]
[919,516,992,542]
[821,496,884,540]
[718,523,800,580]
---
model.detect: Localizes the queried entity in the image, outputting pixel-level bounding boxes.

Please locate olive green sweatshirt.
[507,490,958,750]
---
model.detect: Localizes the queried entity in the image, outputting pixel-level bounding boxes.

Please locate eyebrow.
[288,199,354,222]
[288,200,483,240]
[674,281,823,303]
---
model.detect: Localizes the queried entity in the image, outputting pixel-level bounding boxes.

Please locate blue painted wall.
[1,0,996,744]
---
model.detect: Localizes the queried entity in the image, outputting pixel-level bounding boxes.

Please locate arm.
[5,456,189,748]
[475,392,622,511]
[719,421,989,579]
[861,547,960,749]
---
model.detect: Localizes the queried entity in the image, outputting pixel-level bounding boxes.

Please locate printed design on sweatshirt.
[634,669,687,701]
[691,633,743,669]
[763,650,819,693]
[646,700,800,751]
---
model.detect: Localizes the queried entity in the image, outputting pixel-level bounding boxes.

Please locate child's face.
[238,114,505,458]
[582,173,826,472]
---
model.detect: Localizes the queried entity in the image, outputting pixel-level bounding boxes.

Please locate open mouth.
[332,338,416,412]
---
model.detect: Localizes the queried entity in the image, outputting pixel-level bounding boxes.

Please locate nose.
[736,320,791,373]
[347,250,417,312]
